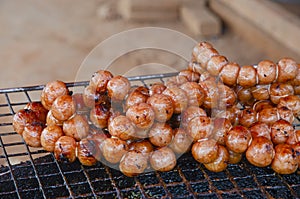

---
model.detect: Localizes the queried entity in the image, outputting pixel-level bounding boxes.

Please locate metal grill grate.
[0,73,299,199]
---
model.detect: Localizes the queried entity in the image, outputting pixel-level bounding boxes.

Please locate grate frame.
[0,72,299,199]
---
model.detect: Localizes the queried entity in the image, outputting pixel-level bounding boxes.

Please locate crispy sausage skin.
[54,136,77,163]
[149,147,177,172]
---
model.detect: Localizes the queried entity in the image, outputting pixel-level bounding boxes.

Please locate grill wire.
[0,73,299,199]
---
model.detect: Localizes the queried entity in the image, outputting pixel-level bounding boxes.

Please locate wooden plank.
[123,11,179,22]
[118,0,180,12]
[180,4,221,36]
[212,0,300,59]
[209,0,300,62]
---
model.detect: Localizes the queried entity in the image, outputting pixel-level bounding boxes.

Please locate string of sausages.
[12,41,300,177]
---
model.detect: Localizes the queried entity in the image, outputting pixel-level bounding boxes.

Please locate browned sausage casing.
[258,107,278,125]
[101,137,128,164]
[204,145,229,172]
[277,95,300,116]
[149,147,177,172]
[149,82,166,96]
[107,75,131,101]
[256,60,277,84]
[13,109,38,135]
[249,122,271,140]
[219,62,240,86]
[165,76,188,88]
[246,136,275,167]
[149,123,173,147]
[125,86,149,111]
[108,115,136,141]
[225,126,251,153]
[146,93,174,123]
[179,82,205,107]
[51,95,76,121]
[178,69,200,82]
[206,55,228,76]
[41,125,64,152]
[251,85,270,101]
[181,106,207,129]
[212,118,232,146]
[23,122,44,147]
[41,80,69,110]
[271,119,294,145]
[187,116,213,142]
[54,136,77,163]
[89,70,113,93]
[169,128,192,154]
[77,138,99,166]
[24,102,48,123]
[46,110,63,126]
[271,143,298,174]
[277,58,298,83]
[90,104,111,129]
[163,87,188,114]
[128,140,153,155]
[228,150,242,164]
[126,103,155,130]
[269,83,294,104]
[239,108,257,128]
[119,151,148,177]
[198,78,219,109]
[237,65,257,88]
[192,139,219,164]
[217,84,237,108]
[63,114,90,141]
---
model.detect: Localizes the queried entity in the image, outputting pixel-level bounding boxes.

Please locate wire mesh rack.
[0,73,299,199]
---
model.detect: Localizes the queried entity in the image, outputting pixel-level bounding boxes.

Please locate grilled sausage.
[101,137,128,164]
[89,70,113,93]
[119,151,148,177]
[163,87,188,114]
[54,136,77,163]
[178,69,200,82]
[41,80,69,110]
[192,139,219,164]
[181,106,207,129]
[219,62,240,86]
[206,55,228,76]
[269,83,294,104]
[256,60,277,84]
[107,75,131,101]
[24,102,48,123]
[212,118,232,146]
[271,143,298,174]
[204,145,229,172]
[179,82,205,107]
[149,147,176,172]
[125,86,149,111]
[13,109,39,135]
[23,121,44,147]
[41,125,64,152]
[77,138,98,166]
[169,128,192,154]
[277,58,298,83]
[225,126,251,153]
[51,95,76,121]
[90,104,111,129]
[237,65,257,88]
[126,103,155,130]
[246,136,275,167]
[63,114,90,141]
[187,116,213,142]
[271,119,294,145]
[108,115,136,140]
[149,82,166,96]
[146,93,174,123]
[149,123,173,147]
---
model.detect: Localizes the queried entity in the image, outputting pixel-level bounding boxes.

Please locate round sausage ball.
[179,82,205,107]
[125,86,149,111]
[169,128,192,154]
[187,116,213,142]
[192,139,219,164]
[219,62,240,86]
[54,136,77,163]
[278,95,300,116]
[277,57,298,83]
[249,122,271,140]
[256,60,277,84]
[108,115,136,140]
[239,108,257,128]
[206,55,228,76]
[225,126,251,153]
[149,123,173,147]
[23,122,44,147]
[237,65,257,88]
[51,95,76,121]
[41,125,64,152]
[246,136,275,167]
[146,93,174,123]
[41,80,69,110]
[149,82,166,96]
[269,83,294,104]
[251,85,270,101]
[77,138,99,166]
[126,103,155,130]
[204,145,229,172]
[217,84,237,108]
[107,75,130,101]
[258,107,279,125]
[178,69,200,82]
[271,119,294,145]
[90,104,111,129]
[271,143,298,174]
[228,150,243,164]
[46,110,63,126]
[181,106,206,129]
[119,151,148,177]
[101,137,128,164]
[128,140,153,156]
[24,102,48,123]
[212,118,232,146]
[89,70,113,93]
[163,87,188,114]
[13,109,38,135]
[150,147,177,172]
[63,114,90,141]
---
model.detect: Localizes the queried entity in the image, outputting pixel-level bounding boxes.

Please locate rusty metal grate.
[0,73,299,199]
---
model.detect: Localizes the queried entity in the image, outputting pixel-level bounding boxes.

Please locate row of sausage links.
[191,42,299,87]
